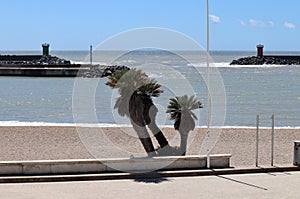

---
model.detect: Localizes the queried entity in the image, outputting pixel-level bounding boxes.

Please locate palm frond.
[189,110,198,120]
[138,78,163,98]
[105,68,165,125]
[106,69,129,88]
[166,95,203,132]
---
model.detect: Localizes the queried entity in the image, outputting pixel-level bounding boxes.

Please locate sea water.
[0,50,299,128]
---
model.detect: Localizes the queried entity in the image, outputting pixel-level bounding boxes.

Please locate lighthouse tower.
[42,43,50,56]
[256,44,264,58]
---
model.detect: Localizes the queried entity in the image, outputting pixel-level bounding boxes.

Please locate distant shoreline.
[0,121,299,129]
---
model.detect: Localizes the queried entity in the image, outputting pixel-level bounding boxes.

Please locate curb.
[0,166,299,183]
[0,155,231,175]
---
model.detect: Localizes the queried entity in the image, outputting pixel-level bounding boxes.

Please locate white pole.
[206,0,211,169]
[271,114,275,166]
[256,115,259,167]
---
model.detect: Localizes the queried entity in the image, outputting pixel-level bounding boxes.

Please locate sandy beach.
[0,126,299,167]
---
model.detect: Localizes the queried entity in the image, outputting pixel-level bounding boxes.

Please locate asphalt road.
[0,171,299,199]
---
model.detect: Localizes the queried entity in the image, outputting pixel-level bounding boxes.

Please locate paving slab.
[0,171,299,199]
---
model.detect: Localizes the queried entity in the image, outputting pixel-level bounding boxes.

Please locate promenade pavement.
[0,171,299,198]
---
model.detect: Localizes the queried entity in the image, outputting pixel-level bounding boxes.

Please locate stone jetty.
[0,55,72,67]
[230,44,300,65]
[0,44,131,77]
[82,65,130,78]
[230,55,300,65]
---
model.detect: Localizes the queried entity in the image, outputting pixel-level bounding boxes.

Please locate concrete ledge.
[0,154,231,175]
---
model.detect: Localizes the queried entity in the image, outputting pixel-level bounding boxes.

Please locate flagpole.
[206,0,211,169]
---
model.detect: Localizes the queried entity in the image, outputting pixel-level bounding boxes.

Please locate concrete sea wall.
[0,67,82,77]
[0,65,130,77]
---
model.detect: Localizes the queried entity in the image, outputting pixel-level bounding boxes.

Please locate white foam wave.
[187,62,292,68]
[74,61,292,68]
[0,121,299,129]
[73,61,108,65]
[0,121,130,127]
[187,62,234,68]
[195,125,300,129]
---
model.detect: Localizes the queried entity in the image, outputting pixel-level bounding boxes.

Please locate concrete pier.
[0,44,132,77]
[0,65,88,77]
[0,43,87,77]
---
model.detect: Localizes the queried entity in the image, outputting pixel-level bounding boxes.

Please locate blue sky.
[0,0,299,51]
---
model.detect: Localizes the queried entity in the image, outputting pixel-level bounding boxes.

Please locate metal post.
[294,141,300,166]
[256,115,259,167]
[206,0,211,169]
[271,114,275,166]
[90,45,93,65]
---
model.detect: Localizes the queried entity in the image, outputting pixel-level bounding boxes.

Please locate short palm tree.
[106,68,170,156]
[167,95,203,156]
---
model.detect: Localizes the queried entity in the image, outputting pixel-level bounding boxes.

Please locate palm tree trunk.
[179,132,188,156]
[148,122,169,148]
[131,121,156,157]
[147,104,169,148]
[139,138,156,157]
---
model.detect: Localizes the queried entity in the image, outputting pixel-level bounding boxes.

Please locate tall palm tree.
[166,95,203,156]
[106,68,170,156]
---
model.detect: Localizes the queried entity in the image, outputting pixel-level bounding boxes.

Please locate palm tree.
[166,95,203,156]
[106,68,170,156]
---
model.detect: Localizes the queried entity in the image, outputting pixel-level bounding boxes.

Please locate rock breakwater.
[0,55,72,66]
[230,55,300,65]
[82,65,130,78]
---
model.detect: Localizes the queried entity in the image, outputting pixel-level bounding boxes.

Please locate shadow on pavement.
[133,178,170,184]
[217,175,268,191]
